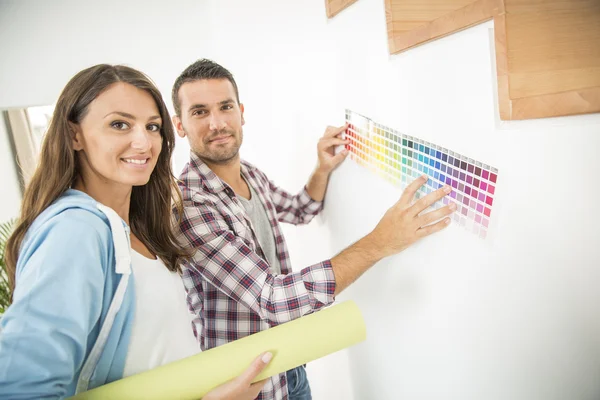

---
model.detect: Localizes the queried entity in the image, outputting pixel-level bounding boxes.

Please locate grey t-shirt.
[237,184,282,275]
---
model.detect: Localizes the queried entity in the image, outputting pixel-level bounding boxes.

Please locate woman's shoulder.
[22,190,115,260]
[34,190,111,234]
[13,192,121,295]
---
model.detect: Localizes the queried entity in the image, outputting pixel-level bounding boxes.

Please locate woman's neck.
[73,177,132,224]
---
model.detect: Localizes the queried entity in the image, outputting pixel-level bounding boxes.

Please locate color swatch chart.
[344,109,499,239]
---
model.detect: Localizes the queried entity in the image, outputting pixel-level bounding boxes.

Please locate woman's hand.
[202,352,273,400]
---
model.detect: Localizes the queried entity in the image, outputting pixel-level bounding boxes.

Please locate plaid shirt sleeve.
[254,169,323,225]
[265,175,324,225]
[178,196,336,326]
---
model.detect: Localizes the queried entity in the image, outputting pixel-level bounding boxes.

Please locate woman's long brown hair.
[5,64,190,296]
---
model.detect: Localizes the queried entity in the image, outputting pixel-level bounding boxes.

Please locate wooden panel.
[386,0,600,120]
[388,0,475,35]
[494,0,600,119]
[504,0,600,13]
[510,87,600,120]
[505,1,600,99]
[510,69,600,99]
[325,0,359,18]
[493,12,511,120]
[387,0,503,53]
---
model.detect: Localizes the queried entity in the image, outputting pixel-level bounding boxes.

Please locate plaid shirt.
[176,153,336,400]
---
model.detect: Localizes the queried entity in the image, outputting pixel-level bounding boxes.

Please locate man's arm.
[266,179,325,225]
[302,127,455,296]
[263,124,349,226]
[178,175,454,323]
[305,124,349,202]
[330,176,455,295]
[177,198,336,327]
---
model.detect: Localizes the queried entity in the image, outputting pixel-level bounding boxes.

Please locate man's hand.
[315,124,349,175]
[367,175,456,259]
[330,175,455,295]
[202,352,272,400]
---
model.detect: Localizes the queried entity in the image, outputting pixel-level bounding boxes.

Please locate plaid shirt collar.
[188,151,251,195]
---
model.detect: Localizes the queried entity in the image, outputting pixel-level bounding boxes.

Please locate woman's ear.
[69,122,84,151]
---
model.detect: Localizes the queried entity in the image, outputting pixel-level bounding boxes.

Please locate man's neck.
[204,155,247,195]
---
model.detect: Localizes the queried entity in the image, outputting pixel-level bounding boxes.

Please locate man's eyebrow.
[188,99,235,112]
[188,104,207,111]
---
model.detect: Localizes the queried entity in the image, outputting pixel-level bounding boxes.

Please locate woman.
[0,64,270,399]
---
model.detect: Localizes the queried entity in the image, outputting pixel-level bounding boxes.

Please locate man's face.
[173,78,244,165]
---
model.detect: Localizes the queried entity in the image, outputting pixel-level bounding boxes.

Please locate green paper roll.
[72,300,366,400]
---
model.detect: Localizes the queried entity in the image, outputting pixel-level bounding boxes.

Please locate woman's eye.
[147,124,161,132]
[111,121,129,130]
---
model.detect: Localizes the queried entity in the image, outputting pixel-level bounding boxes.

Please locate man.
[172,59,455,400]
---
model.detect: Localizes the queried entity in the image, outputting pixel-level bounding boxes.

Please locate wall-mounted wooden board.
[325,0,359,18]
[385,0,600,120]
[501,0,600,119]
[385,0,501,54]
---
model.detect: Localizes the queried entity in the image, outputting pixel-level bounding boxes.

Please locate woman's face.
[72,82,163,189]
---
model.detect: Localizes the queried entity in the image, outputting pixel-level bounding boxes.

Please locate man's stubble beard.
[192,128,244,166]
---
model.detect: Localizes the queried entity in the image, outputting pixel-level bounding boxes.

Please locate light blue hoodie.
[0,189,136,399]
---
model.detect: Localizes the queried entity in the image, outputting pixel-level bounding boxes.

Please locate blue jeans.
[286,366,312,400]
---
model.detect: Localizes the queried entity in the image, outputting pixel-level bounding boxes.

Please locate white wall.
[200,1,600,399]
[0,114,22,222]
[2,0,599,399]
[0,0,211,171]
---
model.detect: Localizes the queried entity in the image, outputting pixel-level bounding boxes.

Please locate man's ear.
[172,115,186,138]
[240,103,245,126]
[69,122,84,151]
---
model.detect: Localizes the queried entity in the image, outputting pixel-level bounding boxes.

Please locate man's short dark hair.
[171,59,240,116]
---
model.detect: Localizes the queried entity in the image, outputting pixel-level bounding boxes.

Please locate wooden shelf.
[325,0,359,18]
[384,0,600,120]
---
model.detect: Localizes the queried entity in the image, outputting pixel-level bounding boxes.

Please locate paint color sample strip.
[344,109,498,239]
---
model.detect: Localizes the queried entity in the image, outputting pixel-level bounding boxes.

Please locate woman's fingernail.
[421,174,428,181]
[449,203,457,210]
[444,185,451,193]
[262,352,273,363]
